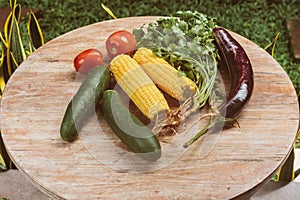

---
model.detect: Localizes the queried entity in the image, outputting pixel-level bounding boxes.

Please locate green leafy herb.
[133,10,218,109]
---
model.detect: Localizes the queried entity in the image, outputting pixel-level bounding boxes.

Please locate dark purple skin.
[213,27,254,119]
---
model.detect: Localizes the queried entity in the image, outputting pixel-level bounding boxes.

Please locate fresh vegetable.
[109,54,170,120]
[105,30,137,59]
[101,89,162,162]
[132,11,219,136]
[60,66,111,142]
[133,10,218,109]
[73,49,104,74]
[183,27,254,147]
[213,27,254,119]
[133,47,196,101]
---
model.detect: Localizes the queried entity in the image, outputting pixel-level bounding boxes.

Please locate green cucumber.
[101,90,161,162]
[60,66,111,142]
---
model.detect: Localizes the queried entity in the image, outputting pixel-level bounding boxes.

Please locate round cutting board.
[1,17,299,200]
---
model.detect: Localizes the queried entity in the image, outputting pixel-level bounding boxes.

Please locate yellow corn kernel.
[133,47,197,101]
[109,54,170,119]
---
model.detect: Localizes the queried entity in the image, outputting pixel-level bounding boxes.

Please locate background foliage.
[0,0,44,171]
[0,0,299,94]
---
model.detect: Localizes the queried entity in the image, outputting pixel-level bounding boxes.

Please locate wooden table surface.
[1,17,299,200]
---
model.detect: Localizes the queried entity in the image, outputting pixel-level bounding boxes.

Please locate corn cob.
[133,47,197,101]
[109,54,170,119]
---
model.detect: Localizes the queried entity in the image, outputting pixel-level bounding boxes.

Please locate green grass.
[0,0,299,93]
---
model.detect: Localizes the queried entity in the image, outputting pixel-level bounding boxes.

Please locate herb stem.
[183,118,216,148]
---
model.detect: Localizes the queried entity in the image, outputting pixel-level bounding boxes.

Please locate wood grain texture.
[0,17,299,200]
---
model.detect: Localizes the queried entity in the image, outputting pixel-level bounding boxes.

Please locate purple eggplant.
[213,27,254,120]
[183,27,254,147]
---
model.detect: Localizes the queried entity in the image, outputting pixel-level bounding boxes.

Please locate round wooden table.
[1,17,299,200]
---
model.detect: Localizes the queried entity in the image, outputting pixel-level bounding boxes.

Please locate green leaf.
[1,55,10,85]
[0,45,6,96]
[0,44,3,68]
[0,153,7,171]
[277,148,295,181]
[27,40,33,55]
[14,4,21,22]
[264,32,280,57]
[7,13,26,75]
[9,51,19,69]
[3,12,13,42]
[9,0,16,9]
[101,3,117,19]
[0,32,7,48]
[3,4,21,42]
[0,134,9,171]
[27,11,44,50]
[134,10,218,109]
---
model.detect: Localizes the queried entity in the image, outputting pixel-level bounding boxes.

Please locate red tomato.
[105,30,137,59]
[73,49,104,74]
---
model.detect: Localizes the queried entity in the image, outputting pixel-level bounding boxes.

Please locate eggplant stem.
[183,116,239,148]
[224,117,240,128]
[183,119,216,148]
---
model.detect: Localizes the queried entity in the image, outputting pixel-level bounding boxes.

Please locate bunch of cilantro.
[133,10,219,110]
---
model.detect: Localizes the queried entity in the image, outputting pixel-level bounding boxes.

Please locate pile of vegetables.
[133,11,218,110]
[60,10,253,161]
